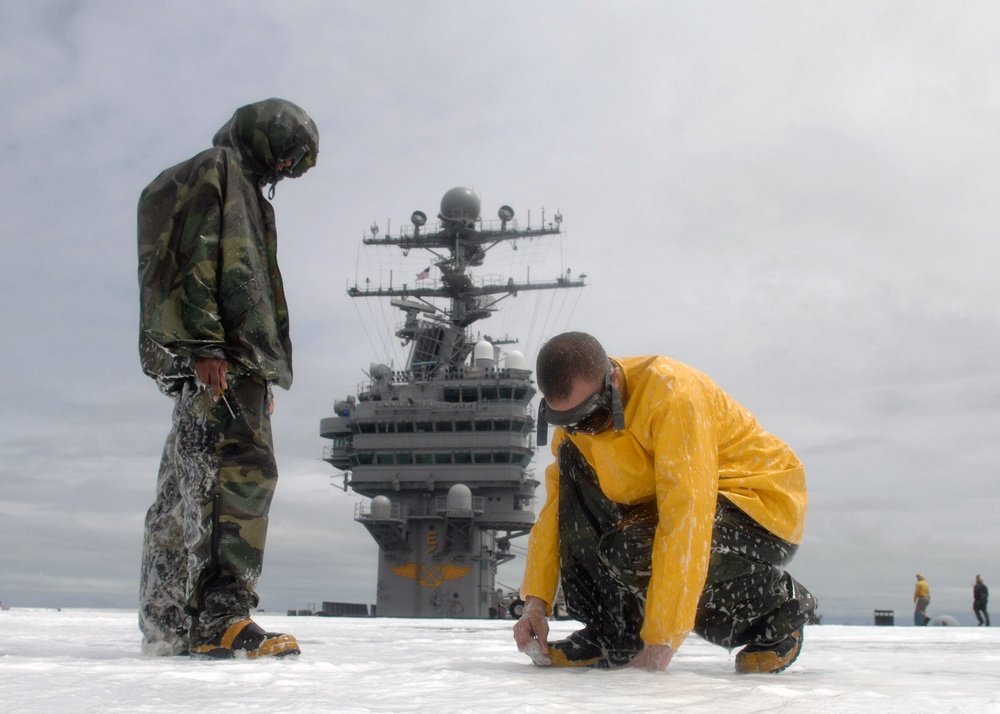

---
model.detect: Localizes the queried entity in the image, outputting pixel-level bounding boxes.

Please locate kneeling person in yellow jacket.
[513,332,816,673]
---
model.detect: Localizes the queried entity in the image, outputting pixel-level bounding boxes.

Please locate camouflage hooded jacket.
[137,98,319,393]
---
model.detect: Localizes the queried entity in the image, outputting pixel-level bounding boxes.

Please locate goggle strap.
[537,399,548,446]
[611,383,625,431]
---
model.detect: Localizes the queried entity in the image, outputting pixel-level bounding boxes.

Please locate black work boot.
[189,618,300,659]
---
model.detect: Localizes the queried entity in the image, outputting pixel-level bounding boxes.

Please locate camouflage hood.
[212,98,319,187]
[138,98,318,393]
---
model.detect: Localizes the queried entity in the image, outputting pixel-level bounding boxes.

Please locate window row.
[348,450,532,467]
[441,385,533,403]
[351,418,531,435]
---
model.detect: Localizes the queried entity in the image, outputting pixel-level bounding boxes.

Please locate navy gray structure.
[320,187,585,618]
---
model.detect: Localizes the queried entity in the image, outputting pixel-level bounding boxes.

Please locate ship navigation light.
[411,210,427,237]
[498,205,514,231]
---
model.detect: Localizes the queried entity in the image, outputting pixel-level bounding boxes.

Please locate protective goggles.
[544,391,612,435]
[280,145,311,174]
[540,363,624,437]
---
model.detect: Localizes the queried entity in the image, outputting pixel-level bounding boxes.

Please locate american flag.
[416,266,430,280]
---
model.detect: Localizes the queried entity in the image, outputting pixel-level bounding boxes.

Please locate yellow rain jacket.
[521,355,807,651]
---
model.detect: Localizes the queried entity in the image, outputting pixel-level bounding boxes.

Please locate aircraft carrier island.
[320,187,584,618]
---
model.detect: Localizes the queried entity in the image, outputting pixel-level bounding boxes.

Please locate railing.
[357,365,532,391]
[355,500,403,522]
[435,495,485,517]
[354,495,486,522]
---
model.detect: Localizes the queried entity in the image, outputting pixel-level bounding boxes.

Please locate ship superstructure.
[320,187,584,618]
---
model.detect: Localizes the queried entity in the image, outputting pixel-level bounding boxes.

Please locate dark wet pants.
[974,600,989,626]
[139,374,278,654]
[557,440,816,664]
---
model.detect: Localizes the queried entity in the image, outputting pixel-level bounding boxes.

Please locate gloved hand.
[512,596,551,664]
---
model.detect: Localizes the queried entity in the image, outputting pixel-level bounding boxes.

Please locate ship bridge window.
[441,450,522,465]
[377,422,395,434]
[397,422,414,433]
[512,418,528,433]
[396,453,413,465]
[416,421,433,433]
[481,386,499,401]
[434,453,452,464]
[376,453,394,465]
[455,420,473,432]
[499,386,514,400]
[415,453,433,465]
[514,387,530,401]
[474,421,492,432]
[443,387,461,403]
[357,453,374,465]
[435,421,453,432]
[357,422,376,434]
[461,387,478,402]
[494,419,511,431]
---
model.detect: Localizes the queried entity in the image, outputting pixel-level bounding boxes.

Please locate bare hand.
[512,596,550,655]
[625,644,674,671]
[194,357,228,400]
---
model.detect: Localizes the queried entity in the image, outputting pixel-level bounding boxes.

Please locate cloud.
[1,1,998,624]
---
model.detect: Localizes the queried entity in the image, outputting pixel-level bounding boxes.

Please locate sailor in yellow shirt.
[914,574,931,625]
[513,332,816,673]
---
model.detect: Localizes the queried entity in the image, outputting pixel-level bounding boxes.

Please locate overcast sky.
[1,1,998,625]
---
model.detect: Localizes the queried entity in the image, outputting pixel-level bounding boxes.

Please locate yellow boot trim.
[247,633,300,659]
[546,647,605,668]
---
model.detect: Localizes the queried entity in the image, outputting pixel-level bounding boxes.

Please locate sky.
[3,608,1000,713]
[1,1,998,626]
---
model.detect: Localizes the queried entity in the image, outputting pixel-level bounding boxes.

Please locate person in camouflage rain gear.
[137,98,318,658]
[514,332,816,673]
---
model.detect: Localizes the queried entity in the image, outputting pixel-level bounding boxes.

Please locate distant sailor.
[914,574,931,626]
[973,575,989,626]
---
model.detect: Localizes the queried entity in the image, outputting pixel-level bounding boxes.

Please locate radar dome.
[929,615,961,627]
[447,484,473,511]
[474,339,494,369]
[371,495,392,519]
[440,187,481,224]
[505,350,525,370]
[369,363,392,381]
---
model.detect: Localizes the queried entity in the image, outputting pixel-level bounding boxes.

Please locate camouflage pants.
[556,440,816,663]
[139,374,278,655]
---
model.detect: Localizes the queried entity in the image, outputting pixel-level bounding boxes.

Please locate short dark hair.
[536,331,608,401]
